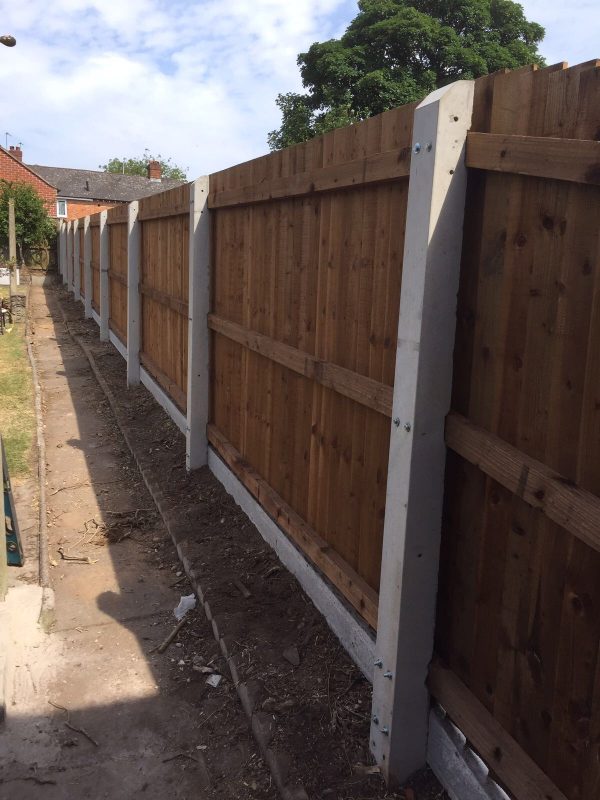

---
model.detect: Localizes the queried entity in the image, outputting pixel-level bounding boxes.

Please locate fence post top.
[416,79,474,111]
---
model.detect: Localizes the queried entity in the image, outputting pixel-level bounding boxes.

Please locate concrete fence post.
[59,222,66,283]
[83,216,92,319]
[73,219,81,300]
[126,201,141,387]
[65,222,72,291]
[99,210,109,342]
[370,79,474,786]
[186,176,211,471]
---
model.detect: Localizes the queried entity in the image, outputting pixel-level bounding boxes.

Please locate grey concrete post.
[370,80,475,785]
[126,201,141,386]
[99,210,109,342]
[83,216,92,318]
[186,177,211,471]
[73,219,81,300]
[66,222,73,291]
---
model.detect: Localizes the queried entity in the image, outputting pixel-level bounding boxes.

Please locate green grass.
[0,308,35,480]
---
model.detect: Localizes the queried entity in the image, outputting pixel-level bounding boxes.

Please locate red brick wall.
[0,148,57,216]
[66,200,118,221]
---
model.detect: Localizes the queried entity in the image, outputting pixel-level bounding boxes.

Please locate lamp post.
[0,35,16,47]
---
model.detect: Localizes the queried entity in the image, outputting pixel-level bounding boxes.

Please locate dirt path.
[0,284,276,799]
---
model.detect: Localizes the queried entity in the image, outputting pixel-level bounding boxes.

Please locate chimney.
[9,145,22,162]
[147,160,161,182]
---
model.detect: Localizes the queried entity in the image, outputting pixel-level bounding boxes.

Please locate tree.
[99,149,188,181]
[268,0,545,149]
[0,181,56,264]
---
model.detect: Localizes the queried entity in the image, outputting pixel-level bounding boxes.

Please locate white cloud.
[0,0,596,179]
[0,0,355,176]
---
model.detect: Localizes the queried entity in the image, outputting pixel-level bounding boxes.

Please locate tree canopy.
[268,0,545,149]
[0,181,56,263]
[99,149,188,181]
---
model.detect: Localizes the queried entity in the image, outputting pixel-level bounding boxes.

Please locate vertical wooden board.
[547,536,600,799]
[435,455,488,685]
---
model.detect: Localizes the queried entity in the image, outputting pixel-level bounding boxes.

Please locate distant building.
[0,144,186,221]
[0,145,57,215]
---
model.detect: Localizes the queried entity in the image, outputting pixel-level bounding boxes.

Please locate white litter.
[206,674,222,688]
[174,593,197,620]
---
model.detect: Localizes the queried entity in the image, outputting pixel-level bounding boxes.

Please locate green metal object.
[2,437,23,567]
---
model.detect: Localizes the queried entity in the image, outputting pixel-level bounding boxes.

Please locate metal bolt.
[393,418,400,428]
[403,422,411,432]
[426,142,433,152]
[384,671,393,679]
[413,143,421,154]
[372,715,379,725]
[381,726,390,736]
[374,658,383,668]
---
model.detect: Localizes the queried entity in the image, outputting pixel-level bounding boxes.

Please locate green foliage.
[269,0,545,148]
[99,149,188,181]
[0,181,56,261]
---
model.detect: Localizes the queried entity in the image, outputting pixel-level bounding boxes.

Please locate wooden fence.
[139,184,190,411]
[209,103,415,627]
[434,61,600,800]
[57,59,600,800]
[90,216,100,313]
[106,204,128,345]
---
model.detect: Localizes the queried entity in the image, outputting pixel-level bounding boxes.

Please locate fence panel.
[107,205,128,344]
[435,61,600,800]
[90,213,101,312]
[209,104,416,625]
[139,184,190,411]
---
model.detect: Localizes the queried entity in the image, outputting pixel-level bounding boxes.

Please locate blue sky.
[0,0,597,179]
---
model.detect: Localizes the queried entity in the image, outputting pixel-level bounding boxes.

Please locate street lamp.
[0,35,16,47]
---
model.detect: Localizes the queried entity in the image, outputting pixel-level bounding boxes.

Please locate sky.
[0,0,597,180]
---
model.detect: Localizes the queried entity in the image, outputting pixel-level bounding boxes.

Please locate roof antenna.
[5,132,11,149]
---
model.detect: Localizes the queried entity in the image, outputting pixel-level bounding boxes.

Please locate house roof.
[0,147,57,191]
[25,164,186,202]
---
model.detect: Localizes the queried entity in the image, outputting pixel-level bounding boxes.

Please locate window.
[56,199,67,218]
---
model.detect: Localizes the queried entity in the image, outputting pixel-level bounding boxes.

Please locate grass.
[0,297,35,480]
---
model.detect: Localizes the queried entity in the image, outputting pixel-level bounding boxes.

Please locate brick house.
[0,145,57,215]
[27,159,185,221]
[0,144,185,221]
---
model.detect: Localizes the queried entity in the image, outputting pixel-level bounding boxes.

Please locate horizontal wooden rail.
[108,271,127,287]
[446,412,600,553]
[138,204,189,222]
[429,662,567,800]
[141,284,189,317]
[466,132,600,186]
[208,147,411,209]
[208,424,379,628]
[140,352,187,412]
[209,315,393,416]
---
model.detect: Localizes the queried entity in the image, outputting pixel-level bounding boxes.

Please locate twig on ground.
[48,700,99,747]
[162,752,199,764]
[152,617,188,654]
[49,481,90,495]
[197,702,227,729]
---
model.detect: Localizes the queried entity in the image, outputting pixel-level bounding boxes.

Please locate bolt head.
[381,726,390,736]
[374,658,383,667]
[384,671,393,679]
[372,715,379,725]
[393,418,400,428]
[404,422,412,432]
[426,142,433,152]
[413,143,421,154]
